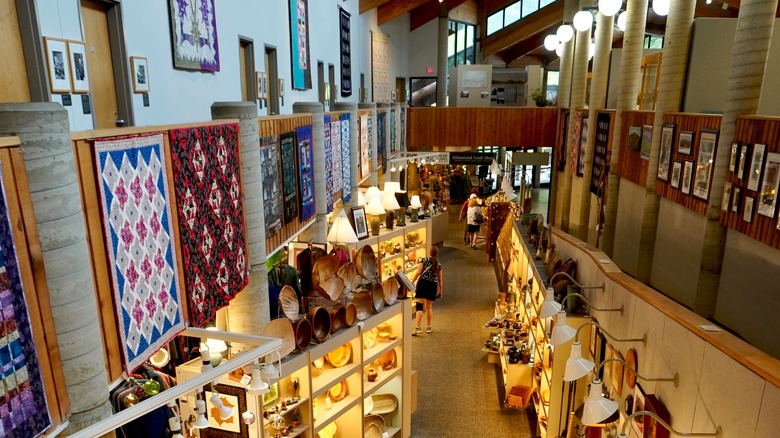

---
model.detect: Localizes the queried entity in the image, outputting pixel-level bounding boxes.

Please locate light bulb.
[617,11,627,31]
[555,43,564,57]
[544,34,559,51]
[589,40,596,60]
[652,0,669,16]
[557,24,574,43]
[573,11,593,31]
[391,163,397,172]
[598,0,621,17]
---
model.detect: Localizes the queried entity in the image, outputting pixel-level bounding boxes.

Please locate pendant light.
[616,11,627,32]
[544,34,559,51]
[598,0,621,17]
[573,11,594,32]
[581,379,619,425]
[555,43,564,58]
[652,0,669,16]
[209,384,234,421]
[193,390,210,429]
[246,365,270,395]
[557,24,574,43]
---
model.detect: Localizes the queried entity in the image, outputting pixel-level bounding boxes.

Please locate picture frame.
[632,383,647,437]
[168,0,220,72]
[130,56,150,93]
[693,129,719,201]
[729,142,739,173]
[202,384,249,437]
[589,323,599,359]
[279,78,285,97]
[350,206,369,240]
[682,161,693,195]
[657,124,675,181]
[644,394,671,438]
[737,144,749,180]
[627,126,642,151]
[67,40,89,93]
[577,116,589,177]
[747,143,766,191]
[640,125,653,160]
[263,381,280,408]
[256,71,266,100]
[732,187,742,213]
[44,36,72,93]
[721,182,732,212]
[758,152,780,218]
[677,130,693,155]
[671,161,682,189]
[744,196,755,223]
[609,345,624,397]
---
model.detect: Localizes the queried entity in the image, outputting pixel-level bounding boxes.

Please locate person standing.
[466,194,482,249]
[458,197,470,244]
[412,246,443,335]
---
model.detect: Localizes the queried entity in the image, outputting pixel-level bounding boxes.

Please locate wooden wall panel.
[655,113,722,216]
[616,111,655,186]
[0,0,31,102]
[406,107,558,149]
[720,116,780,250]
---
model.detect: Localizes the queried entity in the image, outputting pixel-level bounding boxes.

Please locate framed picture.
[640,125,653,160]
[44,37,72,93]
[130,56,150,93]
[721,182,732,212]
[657,124,675,181]
[744,197,755,223]
[682,161,693,195]
[350,206,369,240]
[202,384,249,437]
[693,129,719,201]
[627,126,642,151]
[729,142,739,173]
[609,345,624,397]
[747,143,766,191]
[644,394,671,438]
[737,144,749,180]
[577,117,589,177]
[256,71,266,100]
[671,161,682,189]
[758,152,780,218]
[168,0,220,72]
[732,187,742,213]
[263,381,280,408]
[279,78,285,97]
[288,0,312,89]
[677,131,693,155]
[632,384,647,437]
[67,40,89,93]
[589,323,599,359]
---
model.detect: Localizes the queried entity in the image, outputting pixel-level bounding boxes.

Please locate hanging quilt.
[324,116,334,213]
[280,132,299,224]
[332,118,342,195]
[168,0,220,72]
[169,124,248,327]
[390,109,396,153]
[94,133,185,372]
[0,169,51,438]
[260,136,283,236]
[295,125,316,221]
[400,107,406,151]
[377,111,386,173]
[341,115,351,202]
[339,7,352,97]
[360,114,370,180]
[288,0,312,89]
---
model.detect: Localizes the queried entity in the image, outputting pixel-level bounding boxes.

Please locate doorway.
[317,61,325,106]
[0,0,31,102]
[239,38,256,102]
[265,46,279,115]
[395,77,406,104]
[328,64,336,108]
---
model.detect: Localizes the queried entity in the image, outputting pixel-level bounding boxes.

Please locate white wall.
[406,20,439,79]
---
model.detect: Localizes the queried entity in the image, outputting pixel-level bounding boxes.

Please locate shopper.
[412,246,443,335]
[458,198,470,244]
[466,194,482,249]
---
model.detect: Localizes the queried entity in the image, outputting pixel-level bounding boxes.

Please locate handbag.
[474,210,485,224]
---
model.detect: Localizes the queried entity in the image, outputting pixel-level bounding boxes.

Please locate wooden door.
[396,77,406,103]
[81,0,119,129]
[0,0,31,102]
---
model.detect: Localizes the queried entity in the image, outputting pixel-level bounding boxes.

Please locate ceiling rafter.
[360,0,393,15]
[377,0,429,25]
[410,0,469,31]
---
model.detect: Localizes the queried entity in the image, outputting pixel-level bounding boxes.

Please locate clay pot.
[307,306,331,342]
[292,318,312,351]
[329,305,347,334]
[366,368,378,382]
[344,303,357,327]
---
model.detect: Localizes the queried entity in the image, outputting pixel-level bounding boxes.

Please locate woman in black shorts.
[412,246,443,335]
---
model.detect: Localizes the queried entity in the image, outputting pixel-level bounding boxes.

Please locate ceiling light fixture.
[598,0,621,17]
[652,0,670,16]
[544,34,559,51]
[557,24,574,43]
[555,43,564,57]
[616,11,627,31]
[573,10,594,31]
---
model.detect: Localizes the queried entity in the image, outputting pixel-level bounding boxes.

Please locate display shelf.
[364,338,402,365]
[404,243,426,255]
[269,424,309,438]
[312,394,361,432]
[361,301,403,332]
[404,263,421,274]
[385,425,402,437]
[309,326,359,359]
[381,252,404,264]
[262,397,310,427]
[311,363,360,399]
[364,367,402,398]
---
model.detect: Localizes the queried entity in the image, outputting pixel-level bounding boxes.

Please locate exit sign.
[427,67,433,73]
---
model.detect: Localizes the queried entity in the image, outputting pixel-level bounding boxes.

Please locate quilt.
[341,115,351,202]
[94,133,185,372]
[168,0,220,72]
[296,125,316,221]
[170,124,248,327]
[324,116,333,213]
[360,114,369,180]
[332,118,342,194]
[260,136,283,236]
[280,132,299,224]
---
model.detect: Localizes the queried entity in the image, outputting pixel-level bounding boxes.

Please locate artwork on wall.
[631,384,646,437]
[640,125,653,160]
[0,169,52,437]
[44,36,71,93]
[758,152,780,218]
[341,115,352,202]
[289,0,312,90]
[339,7,352,97]
[296,125,315,221]
[324,116,334,213]
[390,109,397,153]
[400,107,406,151]
[729,142,739,173]
[279,132,299,224]
[94,133,185,371]
[744,197,755,223]
[570,112,583,175]
[670,161,682,188]
[657,124,675,181]
[643,393,671,438]
[257,71,267,100]
[682,160,693,195]
[360,114,370,180]
[367,115,374,165]
[627,126,641,151]
[732,187,742,213]
[377,111,386,173]
[260,136,283,236]
[67,40,89,93]
[576,116,589,177]
[350,206,369,239]
[693,129,718,201]
[591,112,610,195]
[747,143,766,191]
[371,30,390,102]
[737,143,749,180]
[721,182,732,212]
[201,384,249,438]
[608,345,624,397]
[131,56,150,93]
[170,124,248,327]
[677,131,693,155]
[331,118,342,194]
[168,0,220,72]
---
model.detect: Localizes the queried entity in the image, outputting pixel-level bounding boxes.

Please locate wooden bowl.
[344,302,357,327]
[378,349,396,371]
[329,305,346,334]
[320,275,345,301]
[292,317,312,351]
[352,290,373,321]
[328,380,348,402]
[369,393,398,415]
[307,306,331,342]
[364,414,385,432]
[382,277,399,306]
[278,285,299,319]
[355,245,378,281]
[259,318,295,358]
[364,423,382,438]
[326,343,352,368]
[337,262,360,291]
[371,283,385,313]
[313,254,341,300]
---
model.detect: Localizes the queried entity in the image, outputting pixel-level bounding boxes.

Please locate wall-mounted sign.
[449,152,494,165]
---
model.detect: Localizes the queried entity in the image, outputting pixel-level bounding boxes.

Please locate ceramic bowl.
[307,306,331,342]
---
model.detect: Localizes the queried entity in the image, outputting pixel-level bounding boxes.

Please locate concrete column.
[377,102,391,188]
[602,0,649,257]
[437,2,449,107]
[294,102,327,242]
[0,103,113,434]
[359,102,378,185]
[333,102,360,207]
[576,12,613,242]
[211,102,270,338]
[557,0,579,108]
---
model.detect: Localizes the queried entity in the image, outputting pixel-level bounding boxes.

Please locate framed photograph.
[632,384,647,437]
[641,125,653,160]
[263,381,280,408]
[737,144,749,180]
[202,384,249,437]
[657,124,675,181]
[744,197,755,223]
[747,143,766,191]
[729,142,739,173]
[627,126,642,151]
[577,117,589,177]
[758,152,780,218]
[671,161,682,188]
[732,187,742,213]
[693,129,719,201]
[279,78,286,97]
[130,56,150,93]
[256,71,266,100]
[67,40,89,93]
[677,131,693,155]
[682,161,693,195]
[44,37,71,93]
[644,394,671,438]
[589,323,599,359]
[350,206,369,240]
[721,182,732,212]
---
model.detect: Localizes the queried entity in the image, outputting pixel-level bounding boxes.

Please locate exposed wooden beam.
[482,0,563,58]
[378,0,429,25]
[409,0,468,31]
[360,0,394,14]
[501,22,557,64]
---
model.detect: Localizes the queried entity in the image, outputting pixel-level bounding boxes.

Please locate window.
[448,20,476,68]
[486,1,558,36]
[644,35,664,49]
[521,0,537,18]
[505,3,521,25]
[546,70,559,105]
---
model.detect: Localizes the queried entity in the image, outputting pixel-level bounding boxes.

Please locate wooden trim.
[70,119,239,140]
[0,136,22,149]
[161,133,190,326]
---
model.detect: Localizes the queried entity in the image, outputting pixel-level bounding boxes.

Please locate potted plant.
[530,88,548,107]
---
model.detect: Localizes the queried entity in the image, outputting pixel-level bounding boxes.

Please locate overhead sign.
[449,152,494,165]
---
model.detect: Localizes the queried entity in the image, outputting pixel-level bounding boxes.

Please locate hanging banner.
[332,118,342,194]
[378,111,386,173]
[280,132,299,224]
[341,114,352,202]
[289,0,312,89]
[360,114,370,180]
[591,112,611,195]
[324,115,334,213]
[339,7,352,97]
[296,125,316,221]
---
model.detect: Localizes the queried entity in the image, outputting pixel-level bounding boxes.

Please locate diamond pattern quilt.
[170,125,248,327]
[94,134,185,371]
[324,116,333,213]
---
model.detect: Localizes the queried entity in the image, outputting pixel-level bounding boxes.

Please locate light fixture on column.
[544,34,559,51]
[617,411,722,437]
[616,11,627,31]
[573,10,594,31]
[390,163,397,172]
[209,383,235,421]
[539,288,622,319]
[262,351,283,381]
[365,197,386,236]
[409,195,423,223]
[246,362,270,395]
[556,43,564,57]
[581,379,619,425]
[557,23,574,43]
[598,0,621,17]
[327,209,359,245]
[193,390,210,429]
[552,317,647,347]
[652,0,669,16]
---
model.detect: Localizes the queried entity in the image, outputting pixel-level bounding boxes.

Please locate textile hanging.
[0,168,51,438]
[390,109,396,153]
[400,108,406,151]
[280,132,299,224]
[377,111,386,173]
[339,7,352,97]
[169,124,249,327]
[324,116,334,213]
[570,111,583,176]
[168,0,220,72]
[371,30,390,101]
[332,118,342,195]
[260,136,283,236]
[359,114,370,180]
[341,114,352,202]
[296,125,316,221]
[94,133,185,372]
[288,0,312,89]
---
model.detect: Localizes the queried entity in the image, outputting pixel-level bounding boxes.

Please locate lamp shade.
[551,311,577,345]
[409,195,422,209]
[358,190,366,206]
[205,327,228,355]
[581,380,619,425]
[383,182,401,194]
[383,193,401,210]
[573,11,593,31]
[247,367,269,395]
[365,197,386,215]
[564,341,595,381]
[616,11,627,31]
[395,191,411,207]
[210,392,234,420]
[557,24,574,43]
[555,43,564,57]
[327,210,359,244]
[365,186,384,203]
[539,288,562,319]
[544,34,559,51]
[598,0,621,16]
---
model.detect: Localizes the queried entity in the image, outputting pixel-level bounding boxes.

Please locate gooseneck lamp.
[618,411,722,437]
[551,318,647,347]
[539,288,622,319]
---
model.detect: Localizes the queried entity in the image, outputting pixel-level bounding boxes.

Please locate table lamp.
[365,197,386,235]
[395,191,411,226]
[327,209,359,244]
[409,195,423,223]
[383,190,401,230]
[365,185,384,203]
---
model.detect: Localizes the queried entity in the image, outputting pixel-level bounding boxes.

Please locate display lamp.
[193,391,210,429]
[365,197,386,236]
[539,290,622,319]
[557,24,574,43]
[617,411,722,437]
[652,0,669,16]
[409,195,423,223]
[205,327,228,365]
[365,186,384,203]
[547,271,604,292]
[246,365,270,395]
[598,0,621,17]
[209,384,235,420]
[565,342,678,384]
[327,209,359,244]
[382,189,401,230]
[357,190,366,206]
[262,351,283,381]
[580,379,619,425]
[616,11,627,31]
[573,10,594,31]
[169,415,184,438]
[544,34,559,51]
[553,317,647,348]
[199,344,212,373]
[395,191,411,226]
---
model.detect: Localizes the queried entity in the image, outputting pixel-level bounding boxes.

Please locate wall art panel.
[289,0,312,90]
[341,115,352,202]
[168,0,220,72]
[280,132,299,224]
[296,125,315,221]
[339,7,352,97]
[260,136,283,237]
